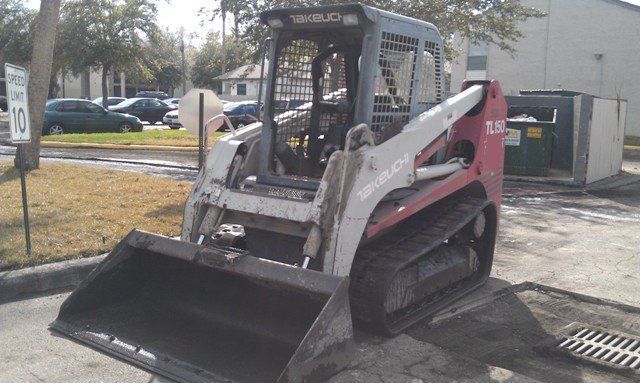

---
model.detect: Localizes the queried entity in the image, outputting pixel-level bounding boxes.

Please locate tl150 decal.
[485,119,506,135]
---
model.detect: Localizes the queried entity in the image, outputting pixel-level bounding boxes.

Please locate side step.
[350,198,496,335]
[51,230,353,383]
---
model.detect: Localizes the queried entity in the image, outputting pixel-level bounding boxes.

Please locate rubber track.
[350,197,489,335]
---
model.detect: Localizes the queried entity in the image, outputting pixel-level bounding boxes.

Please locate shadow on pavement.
[407,281,640,383]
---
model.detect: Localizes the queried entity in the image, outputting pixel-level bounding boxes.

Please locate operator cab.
[258,4,444,188]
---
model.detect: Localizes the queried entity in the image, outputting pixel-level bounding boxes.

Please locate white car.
[163,110,181,130]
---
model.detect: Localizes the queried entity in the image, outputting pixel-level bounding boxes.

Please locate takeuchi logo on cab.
[289,13,342,24]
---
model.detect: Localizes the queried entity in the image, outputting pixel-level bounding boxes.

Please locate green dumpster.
[504,107,556,177]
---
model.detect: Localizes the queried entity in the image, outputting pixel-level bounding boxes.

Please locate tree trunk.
[18,0,62,170]
[101,64,109,109]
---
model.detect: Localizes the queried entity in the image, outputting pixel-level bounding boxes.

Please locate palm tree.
[19,0,62,170]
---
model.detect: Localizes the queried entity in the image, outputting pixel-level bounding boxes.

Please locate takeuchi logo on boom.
[357,153,410,201]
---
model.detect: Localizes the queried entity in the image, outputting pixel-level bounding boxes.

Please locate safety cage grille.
[371,31,419,138]
[420,40,443,104]
[272,39,316,148]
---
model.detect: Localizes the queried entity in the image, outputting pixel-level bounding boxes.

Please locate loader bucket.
[51,230,353,383]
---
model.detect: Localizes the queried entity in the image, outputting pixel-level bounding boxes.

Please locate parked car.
[163,110,181,129]
[273,99,309,113]
[0,96,7,112]
[134,91,170,100]
[92,97,127,107]
[43,99,143,135]
[109,97,177,124]
[165,98,180,106]
[223,101,260,129]
[0,109,9,133]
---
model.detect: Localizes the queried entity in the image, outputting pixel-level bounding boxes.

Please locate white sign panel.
[505,128,521,146]
[4,63,31,143]
[179,88,223,136]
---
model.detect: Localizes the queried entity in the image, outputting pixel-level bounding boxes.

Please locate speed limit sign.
[5,63,31,143]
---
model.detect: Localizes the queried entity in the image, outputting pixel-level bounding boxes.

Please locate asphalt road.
[0,143,199,181]
[2,167,639,382]
[1,142,639,382]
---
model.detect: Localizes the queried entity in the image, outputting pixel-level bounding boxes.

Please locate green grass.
[624,136,640,147]
[42,129,224,147]
[0,163,191,270]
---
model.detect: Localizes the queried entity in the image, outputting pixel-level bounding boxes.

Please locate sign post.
[178,88,223,169]
[5,63,32,255]
[198,92,204,168]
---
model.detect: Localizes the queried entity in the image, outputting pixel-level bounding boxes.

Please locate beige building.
[450,0,640,136]
[57,70,194,100]
[215,64,267,102]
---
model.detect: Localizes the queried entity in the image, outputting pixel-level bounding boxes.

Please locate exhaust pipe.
[51,230,353,383]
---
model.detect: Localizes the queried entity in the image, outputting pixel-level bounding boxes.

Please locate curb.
[1,138,199,152]
[624,147,640,159]
[0,255,106,302]
[40,141,200,152]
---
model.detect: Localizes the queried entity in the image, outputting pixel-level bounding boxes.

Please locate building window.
[236,83,247,95]
[467,41,488,71]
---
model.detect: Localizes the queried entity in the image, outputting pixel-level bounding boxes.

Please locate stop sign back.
[178,89,223,136]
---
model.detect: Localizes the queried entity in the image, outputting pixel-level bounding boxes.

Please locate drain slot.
[556,324,640,372]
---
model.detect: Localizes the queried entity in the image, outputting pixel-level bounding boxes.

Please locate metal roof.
[214,64,267,81]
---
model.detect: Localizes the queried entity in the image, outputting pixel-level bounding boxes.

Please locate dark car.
[109,97,176,124]
[134,91,170,100]
[43,99,143,135]
[223,101,260,129]
[0,96,7,112]
[92,97,127,107]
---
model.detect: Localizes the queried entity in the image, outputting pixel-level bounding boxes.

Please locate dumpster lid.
[519,89,585,97]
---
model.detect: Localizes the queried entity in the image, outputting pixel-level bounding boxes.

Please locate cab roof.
[259,3,438,33]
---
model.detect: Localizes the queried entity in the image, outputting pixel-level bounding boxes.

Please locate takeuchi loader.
[52,4,508,382]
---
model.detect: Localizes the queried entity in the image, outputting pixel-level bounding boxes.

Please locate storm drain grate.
[557,326,640,371]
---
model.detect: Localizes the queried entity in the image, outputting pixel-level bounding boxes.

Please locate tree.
[199,0,253,74]
[0,0,37,72]
[203,0,545,60]
[17,0,62,170]
[57,0,158,109]
[190,32,251,92]
[142,28,185,95]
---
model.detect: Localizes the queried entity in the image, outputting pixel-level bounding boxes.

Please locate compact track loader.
[53,4,507,382]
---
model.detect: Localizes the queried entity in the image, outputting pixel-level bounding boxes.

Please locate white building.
[450,0,640,136]
[215,64,267,102]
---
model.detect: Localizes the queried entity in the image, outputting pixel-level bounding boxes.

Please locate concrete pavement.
[0,293,172,383]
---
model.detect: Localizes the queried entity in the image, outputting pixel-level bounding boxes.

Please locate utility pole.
[220,0,227,75]
[181,30,187,95]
